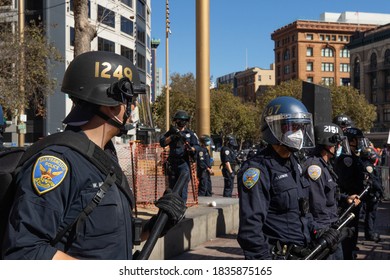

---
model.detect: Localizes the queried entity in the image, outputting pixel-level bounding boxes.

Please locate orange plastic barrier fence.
[116,142,198,210]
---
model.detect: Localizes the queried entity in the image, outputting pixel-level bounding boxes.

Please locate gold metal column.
[196,0,210,137]
[165,0,170,131]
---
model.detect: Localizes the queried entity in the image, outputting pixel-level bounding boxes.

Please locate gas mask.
[175,120,188,129]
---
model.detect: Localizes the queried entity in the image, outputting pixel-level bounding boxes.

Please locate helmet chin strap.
[94,107,131,137]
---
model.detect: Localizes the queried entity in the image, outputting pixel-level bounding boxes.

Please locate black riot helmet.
[261,96,315,151]
[345,127,369,153]
[314,123,344,146]
[314,122,351,155]
[173,110,190,128]
[360,147,379,164]
[61,51,145,134]
[224,135,238,149]
[333,114,353,130]
[199,134,211,146]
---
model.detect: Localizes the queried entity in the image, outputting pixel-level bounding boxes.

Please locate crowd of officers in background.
[161,104,385,260]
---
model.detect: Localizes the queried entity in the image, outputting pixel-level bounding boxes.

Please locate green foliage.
[0,21,62,118]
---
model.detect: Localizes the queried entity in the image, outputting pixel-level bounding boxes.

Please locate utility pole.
[196,0,210,137]
[18,0,26,147]
[165,0,170,131]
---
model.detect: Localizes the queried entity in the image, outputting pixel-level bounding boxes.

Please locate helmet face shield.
[265,112,315,150]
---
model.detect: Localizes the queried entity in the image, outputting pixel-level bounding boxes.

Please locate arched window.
[370,53,377,70]
[385,49,390,66]
[339,48,350,58]
[353,57,360,90]
[321,47,334,57]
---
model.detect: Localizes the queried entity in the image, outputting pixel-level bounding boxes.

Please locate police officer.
[333,114,353,132]
[237,96,339,260]
[360,147,383,242]
[221,135,238,197]
[2,51,186,260]
[334,127,369,259]
[302,122,357,259]
[197,135,214,197]
[160,110,200,203]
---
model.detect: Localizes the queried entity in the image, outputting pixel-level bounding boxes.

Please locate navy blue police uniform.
[2,133,134,260]
[237,146,313,260]
[221,145,237,197]
[302,156,343,259]
[197,146,212,196]
[360,158,383,241]
[160,128,200,202]
[334,153,365,259]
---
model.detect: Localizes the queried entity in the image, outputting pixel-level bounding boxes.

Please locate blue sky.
[151,0,390,84]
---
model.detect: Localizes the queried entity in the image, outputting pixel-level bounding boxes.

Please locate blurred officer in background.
[197,135,214,197]
[333,114,353,132]
[2,51,186,259]
[334,127,370,259]
[160,110,200,203]
[360,147,383,242]
[302,122,359,259]
[221,135,238,197]
[237,96,339,260]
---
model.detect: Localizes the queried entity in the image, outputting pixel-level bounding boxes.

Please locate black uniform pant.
[167,161,190,203]
[222,168,234,197]
[364,199,379,237]
[342,204,361,260]
[197,169,212,196]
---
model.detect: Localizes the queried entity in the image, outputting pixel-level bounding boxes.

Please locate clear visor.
[338,137,351,155]
[265,112,315,150]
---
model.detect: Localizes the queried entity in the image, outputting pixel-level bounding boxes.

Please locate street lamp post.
[165,0,170,131]
[18,0,26,147]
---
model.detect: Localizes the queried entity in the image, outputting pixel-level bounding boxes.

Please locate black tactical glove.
[315,227,340,253]
[144,189,187,237]
[230,170,235,179]
[165,125,179,137]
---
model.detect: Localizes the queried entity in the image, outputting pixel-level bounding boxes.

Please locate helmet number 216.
[95,62,133,80]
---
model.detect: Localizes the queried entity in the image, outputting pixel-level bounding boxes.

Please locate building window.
[321,63,334,72]
[370,53,377,70]
[69,27,75,47]
[258,75,262,81]
[121,16,133,36]
[321,47,334,57]
[283,49,290,60]
[306,47,313,57]
[321,77,334,86]
[306,34,313,41]
[284,65,290,74]
[354,57,360,89]
[292,62,296,73]
[98,37,115,52]
[325,35,330,41]
[292,46,296,58]
[307,77,313,83]
[331,35,336,41]
[121,45,133,62]
[97,5,115,28]
[385,49,390,66]
[385,70,390,101]
[137,0,145,18]
[384,109,390,121]
[277,52,280,63]
[340,48,350,58]
[340,63,350,72]
[320,35,324,41]
[121,0,132,8]
[137,53,145,70]
[137,25,146,44]
[306,62,313,71]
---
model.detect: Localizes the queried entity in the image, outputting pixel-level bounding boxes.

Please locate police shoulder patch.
[307,165,321,181]
[32,155,68,195]
[242,168,260,189]
[343,157,353,167]
[225,150,230,155]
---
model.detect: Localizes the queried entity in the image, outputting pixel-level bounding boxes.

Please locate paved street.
[171,175,390,260]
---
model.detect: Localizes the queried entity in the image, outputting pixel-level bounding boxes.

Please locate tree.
[73,0,96,56]
[0,14,62,120]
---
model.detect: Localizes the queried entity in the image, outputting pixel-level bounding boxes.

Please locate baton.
[136,172,187,260]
